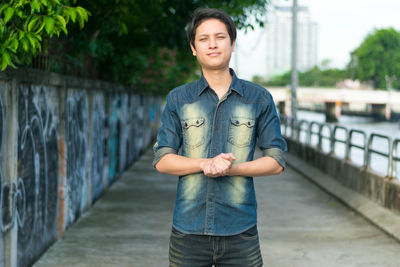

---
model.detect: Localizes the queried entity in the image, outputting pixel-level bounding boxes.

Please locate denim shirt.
[153,69,287,236]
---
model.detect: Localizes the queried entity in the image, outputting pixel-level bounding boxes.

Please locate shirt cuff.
[153,146,178,168]
[262,148,286,170]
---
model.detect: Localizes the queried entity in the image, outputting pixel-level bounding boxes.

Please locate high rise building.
[232,0,318,81]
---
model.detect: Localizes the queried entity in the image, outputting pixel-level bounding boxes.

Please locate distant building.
[265,3,318,79]
[232,0,318,81]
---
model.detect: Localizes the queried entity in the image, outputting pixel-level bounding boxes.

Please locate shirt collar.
[196,68,244,97]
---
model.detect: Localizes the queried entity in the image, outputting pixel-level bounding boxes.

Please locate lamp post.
[291,0,298,120]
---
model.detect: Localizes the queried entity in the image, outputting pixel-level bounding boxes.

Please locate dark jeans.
[169,225,263,267]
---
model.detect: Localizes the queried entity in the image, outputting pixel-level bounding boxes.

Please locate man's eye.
[217,36,225,39]
[199,38,207,41]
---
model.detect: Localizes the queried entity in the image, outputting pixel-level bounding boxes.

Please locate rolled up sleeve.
[257,91,287,170]
[153,93,182,168]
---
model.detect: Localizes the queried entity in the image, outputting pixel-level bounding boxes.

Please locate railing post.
[392,139,399,179]
[388,140,393,178]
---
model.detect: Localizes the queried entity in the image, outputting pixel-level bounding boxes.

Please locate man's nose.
[209,37,217,48]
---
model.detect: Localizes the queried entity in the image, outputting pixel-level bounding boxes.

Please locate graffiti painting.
[17,85,59,267]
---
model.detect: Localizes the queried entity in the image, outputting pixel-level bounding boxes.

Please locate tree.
[349,28,400,90]
[0,0,90,71]
[262,66,348,87]
[44,0,269,95]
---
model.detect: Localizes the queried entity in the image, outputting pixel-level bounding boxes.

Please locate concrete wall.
[0,69,162,267]
[286,138,400,216]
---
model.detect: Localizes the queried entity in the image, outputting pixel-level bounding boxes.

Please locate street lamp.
[291,0,298,120]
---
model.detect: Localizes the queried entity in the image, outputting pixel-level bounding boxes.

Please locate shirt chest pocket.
[181,117,205,149]
[228,117,255,148]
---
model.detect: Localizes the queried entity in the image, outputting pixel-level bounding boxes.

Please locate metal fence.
[280,115,400,179]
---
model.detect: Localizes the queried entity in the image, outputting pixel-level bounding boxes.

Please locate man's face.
[190,18,235,71]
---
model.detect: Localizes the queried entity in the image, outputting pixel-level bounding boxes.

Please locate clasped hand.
[201,153,236,177]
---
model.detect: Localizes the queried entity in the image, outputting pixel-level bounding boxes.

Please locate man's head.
[187,8,237,49]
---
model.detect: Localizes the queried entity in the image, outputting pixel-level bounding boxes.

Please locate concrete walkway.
[34,149,400,267]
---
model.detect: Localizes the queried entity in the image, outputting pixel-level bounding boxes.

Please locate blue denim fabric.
[153,68,287,236]
[169,225,263,267]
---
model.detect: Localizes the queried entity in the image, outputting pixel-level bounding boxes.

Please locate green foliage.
[46,0,269,95]
[261,66,349,87]
[0,0,90,70]
[349,28,400,89]
[1,0,269,95]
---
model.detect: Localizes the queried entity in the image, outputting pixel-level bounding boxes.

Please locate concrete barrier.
[286,137,400,216]
[0,69,162,267]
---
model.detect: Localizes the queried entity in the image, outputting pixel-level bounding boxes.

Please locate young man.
[153,8,287,267]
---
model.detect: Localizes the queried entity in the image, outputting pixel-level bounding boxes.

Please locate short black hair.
[186,8,237,48]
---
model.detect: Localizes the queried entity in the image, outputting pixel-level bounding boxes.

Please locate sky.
[232,0,400,80]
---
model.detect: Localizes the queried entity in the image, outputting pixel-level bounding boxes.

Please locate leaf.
[21,38,29,51]
[18,30,25,40]
[75,7,84,28]
[68,8,77,23]
[16,0,25,8]
[28,16,40,32]
[9,38,18,52]
[0,21,4,34]
[4,7,15,23]
[40,0,48,6]
[35,21,46,34]
[0,4,9,15]
[31,0,41,14]
[0,60,7,71]
[44,16,55,35]
[27,34,36,48]
[2,51,11,64]
[55,15,66,29]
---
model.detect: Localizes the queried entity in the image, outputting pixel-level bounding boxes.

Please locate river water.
[288,110,400,178]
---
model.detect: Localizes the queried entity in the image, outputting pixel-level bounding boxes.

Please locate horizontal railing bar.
[350,144,365,150]
[369,149,390,158]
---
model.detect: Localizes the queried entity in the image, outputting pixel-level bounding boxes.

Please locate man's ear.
[232,40,236,52]
[190,43,197,56]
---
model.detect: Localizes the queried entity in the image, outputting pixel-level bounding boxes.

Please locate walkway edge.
[286,153,400,243]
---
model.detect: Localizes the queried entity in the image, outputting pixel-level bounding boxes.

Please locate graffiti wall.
[90,93,106,202]
[17,85,59,267]
[107,93,121,184]
[0,81,7,266]
[65,89,89,225]
[0,70,162,267]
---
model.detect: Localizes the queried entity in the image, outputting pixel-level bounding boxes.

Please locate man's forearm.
[155,154,208,176]
[227,156,283,177]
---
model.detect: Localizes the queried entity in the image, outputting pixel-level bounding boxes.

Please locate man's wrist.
[199,158,210,171]
[227,163,241,176]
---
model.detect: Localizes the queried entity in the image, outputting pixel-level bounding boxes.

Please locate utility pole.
[291,0,298,120]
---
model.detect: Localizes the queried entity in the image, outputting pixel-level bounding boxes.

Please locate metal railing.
[281,115,400,179]
[332,125,348,157]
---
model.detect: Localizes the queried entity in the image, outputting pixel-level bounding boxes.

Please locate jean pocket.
[171,227,187,238]
[228,117,255,148]
[238,226,259,240]
[181,117,205,149]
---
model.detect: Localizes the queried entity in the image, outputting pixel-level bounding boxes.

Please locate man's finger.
[220,153,236,161]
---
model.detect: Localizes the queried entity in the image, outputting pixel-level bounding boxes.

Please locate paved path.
[34,149,400,267]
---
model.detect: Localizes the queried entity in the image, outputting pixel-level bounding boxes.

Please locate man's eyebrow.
[198,32,226,37]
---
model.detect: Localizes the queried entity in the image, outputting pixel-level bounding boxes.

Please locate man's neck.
[202,67,232,99]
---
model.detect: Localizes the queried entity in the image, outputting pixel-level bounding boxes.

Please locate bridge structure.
[269,87,400,122]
